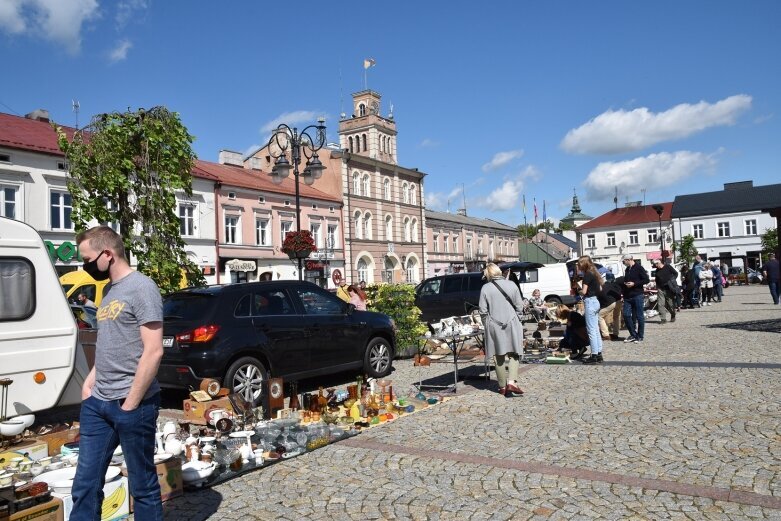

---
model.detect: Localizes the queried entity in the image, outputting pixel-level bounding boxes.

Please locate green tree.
[760,227,778,256]
[556,221,574,233]
[516,223,538,239]
[673,234,698,265]
[55,107,204,293]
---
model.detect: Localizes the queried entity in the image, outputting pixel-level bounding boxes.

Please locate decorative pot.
[286,250,311,260]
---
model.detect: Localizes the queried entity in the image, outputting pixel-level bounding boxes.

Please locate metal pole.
[659,215,663,260]
[292,128,303,281]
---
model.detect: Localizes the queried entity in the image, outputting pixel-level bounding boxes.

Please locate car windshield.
[163,293,215,321]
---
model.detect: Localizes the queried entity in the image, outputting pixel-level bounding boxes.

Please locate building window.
[445,235,450,253]
[284,200,291,207]
[327,224,338,249]
[692,223,703,239]
[363,213,372,240]
[606,233,615,247]
[280,221,292,244]
[50,191,73,230]
[357,257,368,282]
[745,219,757,235]
[402,182,409,204]
[179,204,195,236]
[1,185,18,219]
[362,175,371,197]
[383,178,391,201]
[406,257,419,284]
[256,218,270,246]
[362,134,367,152]
[404,217,411,242]
[717,222,730,237]
[410,187,417,206]
[647,229,658,244]
[628,231,639,245]
[224,215,239,244]
[348,137,354,153]
[478,240,483,255]
[353,173,361,195]
[354,211,362,239]
[466,239,472,258]
[258,196,265,203]
[411,218,418,242]
[385,216,393,241]
[452,236,458,254]
[434,234,439,253]
[309,222,322,248]
[0,153,10,163]
[358,104,366,117]
[228,191,236,200]
[587,235,596,249]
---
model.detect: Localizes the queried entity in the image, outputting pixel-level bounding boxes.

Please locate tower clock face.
[370,101,379,114]
[270,381,283,399]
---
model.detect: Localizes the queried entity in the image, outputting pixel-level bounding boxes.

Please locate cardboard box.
[36,427,80,458]
[9,497,64,521]
[54,476,129,521]
[0,440,49,469]
[182,396,235,425]
[121,456,183,508]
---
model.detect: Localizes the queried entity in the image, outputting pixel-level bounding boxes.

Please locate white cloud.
[418,138,440,148]
[116,0,148,29]
[0,0,26,34]
[482,179,524,211]
[261,111,324,134]
[754,113,773,124]
[481,149,524,173]
[561,95,752,154]
[584,150,719,201]
[0,0,99,55]
[425,192,445,210]
[108,39,132,62]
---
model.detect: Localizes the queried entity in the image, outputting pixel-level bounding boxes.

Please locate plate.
[228,431,254,438]
[33,465,121,488]
[154,453,173,464]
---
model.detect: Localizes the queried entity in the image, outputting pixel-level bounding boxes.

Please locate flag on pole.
[533,198,538,222]
[364,58,376,69]
[522,194,526,215]
[543,200,547,225]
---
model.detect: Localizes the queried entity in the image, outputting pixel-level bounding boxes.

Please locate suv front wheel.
[224,356,267,407]
[364,337,393,378]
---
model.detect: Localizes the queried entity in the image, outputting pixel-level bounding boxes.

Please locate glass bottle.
[288,382,300,410]
[317,386,328,412]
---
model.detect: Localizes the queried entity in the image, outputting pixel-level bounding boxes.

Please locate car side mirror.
[345,303,355,315]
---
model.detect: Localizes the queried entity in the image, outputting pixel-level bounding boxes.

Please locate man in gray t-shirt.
[71,226,164,521]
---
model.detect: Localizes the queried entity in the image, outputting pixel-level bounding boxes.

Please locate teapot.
[161,421,178,438]
[164,434,183,456]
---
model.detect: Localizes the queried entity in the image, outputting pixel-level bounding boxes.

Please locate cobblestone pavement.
[144,285,781,520]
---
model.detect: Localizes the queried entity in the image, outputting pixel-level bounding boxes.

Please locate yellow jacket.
[336,284,350,303]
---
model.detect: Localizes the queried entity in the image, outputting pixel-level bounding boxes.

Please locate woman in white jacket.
[699,262,714,306]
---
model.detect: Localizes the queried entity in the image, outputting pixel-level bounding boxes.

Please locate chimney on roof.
[456,208,467,217]
[724,181,753,190]
[25,109,50,123]
[218,150,244,167]
[624,201,642,207]
[247,157,262,170]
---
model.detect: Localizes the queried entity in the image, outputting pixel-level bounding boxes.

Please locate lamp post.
[652,204,664,262]
[267,119,327,280]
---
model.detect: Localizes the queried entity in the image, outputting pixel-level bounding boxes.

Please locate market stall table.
[415,331,483,393]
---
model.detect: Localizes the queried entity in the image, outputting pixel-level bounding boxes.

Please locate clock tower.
[339,90,397,164]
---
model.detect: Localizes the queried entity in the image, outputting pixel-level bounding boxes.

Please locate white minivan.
[0,217,88,417]
[499,261,576,305]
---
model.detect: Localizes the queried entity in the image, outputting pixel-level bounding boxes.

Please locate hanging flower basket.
[282,230,317,260]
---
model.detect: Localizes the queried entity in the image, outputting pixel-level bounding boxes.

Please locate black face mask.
[83,250,111,281]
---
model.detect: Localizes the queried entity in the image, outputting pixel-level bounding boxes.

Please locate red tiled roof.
[0,112,77,156]
[576,202,673,231]
[192,159,341,203]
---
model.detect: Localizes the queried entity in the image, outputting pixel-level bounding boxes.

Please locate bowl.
[181,461,216,483]
[0,421,25,437]
[10,414,35,429]
[51,480,73,494]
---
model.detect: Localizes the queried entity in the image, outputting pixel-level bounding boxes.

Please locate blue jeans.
[622,294,645,340]
[71,393,162,521]
[770,280,780,305]
[584,296,602,355]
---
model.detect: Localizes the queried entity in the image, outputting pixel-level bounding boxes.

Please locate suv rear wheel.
[224,356,267,407]
[364,337,392,378]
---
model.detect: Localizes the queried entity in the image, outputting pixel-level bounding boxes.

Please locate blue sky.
[2,1,779,227]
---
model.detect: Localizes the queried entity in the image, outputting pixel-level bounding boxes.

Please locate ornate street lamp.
[266,119,327,280]
[652,204,664,261]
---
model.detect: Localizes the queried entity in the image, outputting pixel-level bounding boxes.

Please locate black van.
[415,272,486,323]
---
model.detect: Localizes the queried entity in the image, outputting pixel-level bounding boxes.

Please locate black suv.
[158,281,395,406]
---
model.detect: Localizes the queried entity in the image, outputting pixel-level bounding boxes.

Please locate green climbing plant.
[55,107,204,293]
[365,283,428,357]
[673,234,697,266]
